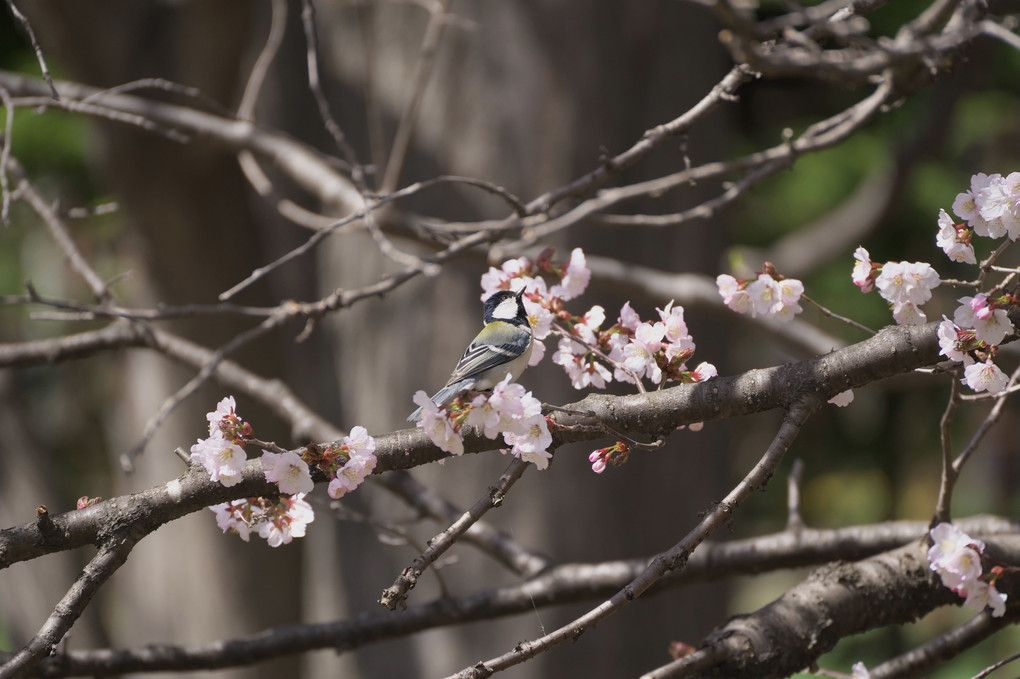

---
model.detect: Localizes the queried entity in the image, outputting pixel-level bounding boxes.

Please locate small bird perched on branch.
[408,287,533,422]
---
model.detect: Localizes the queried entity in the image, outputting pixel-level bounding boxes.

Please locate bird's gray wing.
[446,328,530,386]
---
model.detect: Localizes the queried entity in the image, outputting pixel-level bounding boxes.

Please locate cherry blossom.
[953,295,1013,346]
[963,360,1008,394]
[550,247,592,300]
[413,390,465,455]
[937,318,973,365]
[261,450,314,495]
[716,273,752,314]
[624,322,666,384]
[852,247,875,292]
[935,209,976,264]
[190,434,247,487]
[928,523,1007,618]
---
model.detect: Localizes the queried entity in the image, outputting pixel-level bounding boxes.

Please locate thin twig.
[237,0,287,122]
[0,539,135,678]
[496,74,895,255]
[801,294,876,335]
[524,64,756,216]
[121,314,285,471]
[218,176,495,301]
[969,651,1020,679]
[81,78,208,107]
[9,156,113,302]
[951,364,1020,474]
[363,206,441,275]
[10,96,189,143]
[445,395,823,679]
[374,470,553,578]
[378,0,453,194]
[379,457,530,610]
[4,0,59,101]
[868,607,1020,679]
[933,371,962,524]
[329,500,452,599]
[0,87,14,225]
[980,18,1020,52]
[0,71,366,213]
[356,1,386,185]
[300,0,364,179]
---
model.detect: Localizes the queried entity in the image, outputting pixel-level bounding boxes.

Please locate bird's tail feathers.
[406,379,474,423]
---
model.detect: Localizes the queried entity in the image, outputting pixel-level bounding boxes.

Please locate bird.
[408,287,533,422]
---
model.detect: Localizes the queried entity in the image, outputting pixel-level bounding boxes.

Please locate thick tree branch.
[0,313,946,492]
[7,516,1015,677]
[870,605,1020,679]
[643,535,1020,678]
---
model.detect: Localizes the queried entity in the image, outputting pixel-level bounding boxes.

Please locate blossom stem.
[952,365,1020,474]
[800,294,876,335]
[934,372,962,524]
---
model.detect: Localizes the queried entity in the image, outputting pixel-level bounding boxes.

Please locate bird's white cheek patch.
[493,298,518,320]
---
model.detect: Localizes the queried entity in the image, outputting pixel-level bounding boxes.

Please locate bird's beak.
[516,287,526,300]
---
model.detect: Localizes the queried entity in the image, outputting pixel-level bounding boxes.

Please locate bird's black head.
[483,288,529,325]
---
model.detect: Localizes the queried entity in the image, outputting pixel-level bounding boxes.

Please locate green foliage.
[8,108,91,184]
[949,91,1020,170]
[735,133,888,246]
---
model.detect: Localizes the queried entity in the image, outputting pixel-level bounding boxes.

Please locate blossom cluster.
[716,265,804,322]
[414,376,553,469]
[482,248,716,390]
[940,173,1020,392]
[938,293,1015,393]
[849,171,1019,392]
[950,172,1020,243]
[193,396,377,547]
[189,396,253,487]
[212,494,315,548]
[928,522,1007,617]
[852,248,940,325]
[552,299,717,389]
[464,248,718,473]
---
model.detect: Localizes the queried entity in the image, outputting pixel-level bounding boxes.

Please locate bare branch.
[9,516,1015,677]
[870,608,1020,679]
[121,313,284,470]
[380,457,529,610]
[374,470,553,578]
[524,64,756,216]
[4,0,58,100]
[6,154,112,302]
[378,0,454,193]
[300,0,364,175]
[0,88,13,225]
[237,0,287,122]
[0,70,365,213]
[0,537,135,679]
[446,395,824,678]
[496,74,896,255]
[934,370,963,523]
